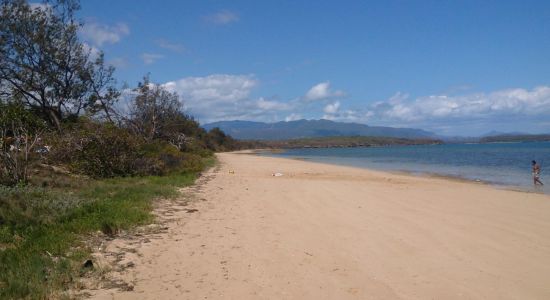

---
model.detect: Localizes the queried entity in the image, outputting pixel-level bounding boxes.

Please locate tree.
[127,75,182,141]
[0,0,119,129]
[206,127,236,151]
[160,113,208,151]
[86,53,120,123]
[0,102,46,185]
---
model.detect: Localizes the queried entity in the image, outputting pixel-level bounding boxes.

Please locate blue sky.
[77,0,550,136]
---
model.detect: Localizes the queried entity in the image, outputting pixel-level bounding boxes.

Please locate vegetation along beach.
[1,0,550,299]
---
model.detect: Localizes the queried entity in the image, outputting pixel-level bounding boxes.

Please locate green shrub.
[0,102,48,186]
[180,152,206,173]
[182,138,213,158]
[47,119,143,178]
[205,127,238,152]
[135,142,186,176]
[43,118,217,178]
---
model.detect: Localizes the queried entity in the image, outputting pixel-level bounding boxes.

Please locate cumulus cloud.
[117,75,293,123]
[164,74,257,103]
[161,74,299,123]
[81,22,129,46]
[322,109,360,122]
[141,53,164,65]
[285,113,303,122]
[367,86,550,123]
[163,74,269,122]
[257,97,291,111]
[323,101,340,114]
[147,71,550,134]
[296,85,550,135]
[159,76,353,124]
[304,81,345,101]
[340,86,550,135]
[203,10,239,25]
[82,42,101,59]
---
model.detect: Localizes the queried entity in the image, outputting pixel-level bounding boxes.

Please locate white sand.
[88,152,550,299]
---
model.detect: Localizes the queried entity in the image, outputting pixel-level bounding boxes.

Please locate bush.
[0,102,47,185]
[135,142,186,176]
[204,127,239,152]
[183,138,213,157]
[180,153,206,173]
[47,119,142,178]
[134,142,210,175]
[42,118,217,178]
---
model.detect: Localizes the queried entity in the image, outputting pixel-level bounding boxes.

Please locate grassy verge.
[0,157,216,299]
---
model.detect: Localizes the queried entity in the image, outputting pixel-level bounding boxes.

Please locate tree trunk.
[46,108,63,131]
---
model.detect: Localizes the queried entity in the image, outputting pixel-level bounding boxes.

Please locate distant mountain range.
[442,132,550,143]
[480,130,528,137]
[203,119,550,143]
[202,119,437,140]
[479,134,550,143]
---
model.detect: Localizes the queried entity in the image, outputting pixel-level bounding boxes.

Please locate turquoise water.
[266,142,550,194]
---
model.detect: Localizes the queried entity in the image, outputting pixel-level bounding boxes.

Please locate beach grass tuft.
[0,160,211,299]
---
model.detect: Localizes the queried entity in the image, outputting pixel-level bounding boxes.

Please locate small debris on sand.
[83,259,94,269]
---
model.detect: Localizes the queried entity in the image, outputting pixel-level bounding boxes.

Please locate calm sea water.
[265,142,550,194]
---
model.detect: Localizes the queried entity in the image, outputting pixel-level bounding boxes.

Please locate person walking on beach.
[532,160,544,186]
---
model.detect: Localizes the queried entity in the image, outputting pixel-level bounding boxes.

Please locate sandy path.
[88,152,550,300]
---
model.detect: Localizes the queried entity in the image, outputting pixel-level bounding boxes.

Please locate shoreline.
[250,148,548,195]
[88,152,550,299]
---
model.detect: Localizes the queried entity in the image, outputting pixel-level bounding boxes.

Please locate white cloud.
[304,81,345,101]
[203,10,239,25]
[156,39,185,53]
[118,72,550,134]
[119,75,293,123]
[161,74,313,123]
[369,86,550,123]
[164,74,257,103]
[159,76,352,124]
[82,42,101,59]
[141,53,164,65]
[364,111,375,119]
[81,22,129,46]
[347,86,550,135]
[163,74,272,122]
[285,113,303,122]
[323,101,340,114]
[257,97,291,111]
[322,109,360,123]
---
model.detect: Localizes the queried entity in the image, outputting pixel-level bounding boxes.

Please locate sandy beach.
[89,152,550,300]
